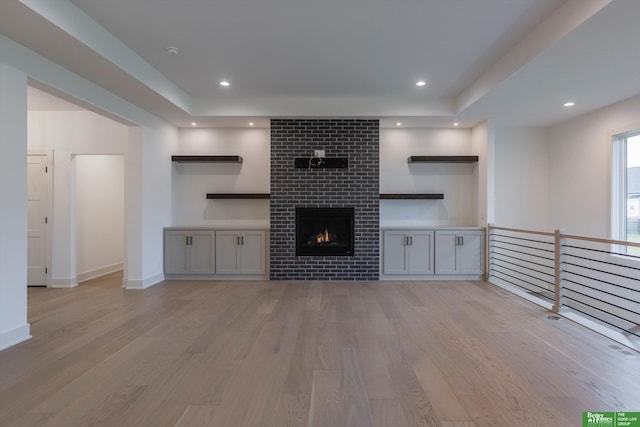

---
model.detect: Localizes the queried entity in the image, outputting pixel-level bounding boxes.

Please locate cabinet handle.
[460,236,464,245]
[240,236,244,245]
[186,236,190,246]
[409,236,413,246]
[237,236,241,246]
[189,236,193,245]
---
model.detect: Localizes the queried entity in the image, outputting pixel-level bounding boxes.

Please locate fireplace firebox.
[295,207,354,256]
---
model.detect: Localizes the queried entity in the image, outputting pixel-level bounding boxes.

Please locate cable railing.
[488,225,640,350]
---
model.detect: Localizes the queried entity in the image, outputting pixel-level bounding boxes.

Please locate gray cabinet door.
[215,230,241,274]
[240,231,266,275]
[164,231,189,275]
[407,231,434,274]
[457,231,483,274]
[382,230,409,274]
[189,231,215,274]
[435,230,458,274]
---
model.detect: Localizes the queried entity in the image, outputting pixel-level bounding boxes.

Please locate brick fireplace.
[270,119,379,280]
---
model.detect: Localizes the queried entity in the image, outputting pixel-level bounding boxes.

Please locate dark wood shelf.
[206,193,270,199]
[172,155,243,163]
[408,155,478,163]
[379,194,444,200]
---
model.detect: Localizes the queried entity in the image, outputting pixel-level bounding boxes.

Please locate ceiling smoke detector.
[165,46,179,55]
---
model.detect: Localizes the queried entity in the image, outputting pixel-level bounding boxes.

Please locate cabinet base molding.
[164,274,268,281]
[379,274,484,281]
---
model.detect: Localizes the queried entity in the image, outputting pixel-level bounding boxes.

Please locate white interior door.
[27,154,49,286]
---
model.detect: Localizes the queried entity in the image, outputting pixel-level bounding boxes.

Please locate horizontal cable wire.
[489,260,554,286]
[565,288,640,322]
[490,252,555,275]
[564,278,640,303]
[562,268,640,292]
[491,233,554,247]
[489,245,555,262]
[565,297,640,338]
[563,243,640,261]
[563,262,640,291]
[565,304,640,339]
[563,252,640,274]
[491,269,552,294]
[490,238,555,253]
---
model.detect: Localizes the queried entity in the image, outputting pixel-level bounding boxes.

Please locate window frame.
[611,128,640,251]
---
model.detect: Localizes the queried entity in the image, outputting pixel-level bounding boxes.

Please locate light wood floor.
[0,274,638,426]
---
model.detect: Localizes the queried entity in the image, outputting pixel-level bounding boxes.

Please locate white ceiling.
[3,0,639,128]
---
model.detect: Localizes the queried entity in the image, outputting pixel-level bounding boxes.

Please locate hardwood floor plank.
[0,274,637,426]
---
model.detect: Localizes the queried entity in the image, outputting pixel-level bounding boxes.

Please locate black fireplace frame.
[295,207,355,256]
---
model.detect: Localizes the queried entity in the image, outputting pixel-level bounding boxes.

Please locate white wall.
[174,128,270,226]
[28,110,128,287]
[471,121,495,227]
[494,126,550,230]
[548,95,640,237]
[0,64,30,351]
[75,155,124,281]
[380,128,477,226]
[1,32,179,295]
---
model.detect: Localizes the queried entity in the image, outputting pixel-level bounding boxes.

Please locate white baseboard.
[124,273,164,290]
[77,263,124,283]
[488,276,554,310]
[0,324,31,351]
[50,277,78,288]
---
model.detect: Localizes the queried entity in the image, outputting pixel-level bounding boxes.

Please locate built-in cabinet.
[164,229,215,275]
[434,229,484,275]
[381,227,484,278]
[382,230,434,275]
[215,230,266,275]
[164,227,268,279]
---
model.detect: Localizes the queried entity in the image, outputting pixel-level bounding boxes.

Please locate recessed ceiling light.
[396,122,402,126]
[220,80,230,87]
[191,122,197,126]
[249,122,254,126]
[563,101,575,107]
[416,80,427,87]
[453,122,459,127]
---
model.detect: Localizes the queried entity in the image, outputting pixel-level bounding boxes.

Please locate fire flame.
[316,229,331,243]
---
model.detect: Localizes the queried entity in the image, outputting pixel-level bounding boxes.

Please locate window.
[612,130,640,255]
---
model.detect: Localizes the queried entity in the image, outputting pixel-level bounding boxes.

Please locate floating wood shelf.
[408,156,478,163]
[172,155,243,163]
[206,193,270,199]
[379,194,444,200]
[294,157,348,169]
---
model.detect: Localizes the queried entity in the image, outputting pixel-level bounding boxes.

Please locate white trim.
[379,274,484,281]
[488,276,554,310]
[562,311,640,352]
[0,324,31,351]
[50,277,78,288]
[124,273,164,290]
[77,263,124,283]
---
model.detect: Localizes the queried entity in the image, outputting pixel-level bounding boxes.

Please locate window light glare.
[416,80,427,87]
[563,101,575,107]
[219,80,230,87]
